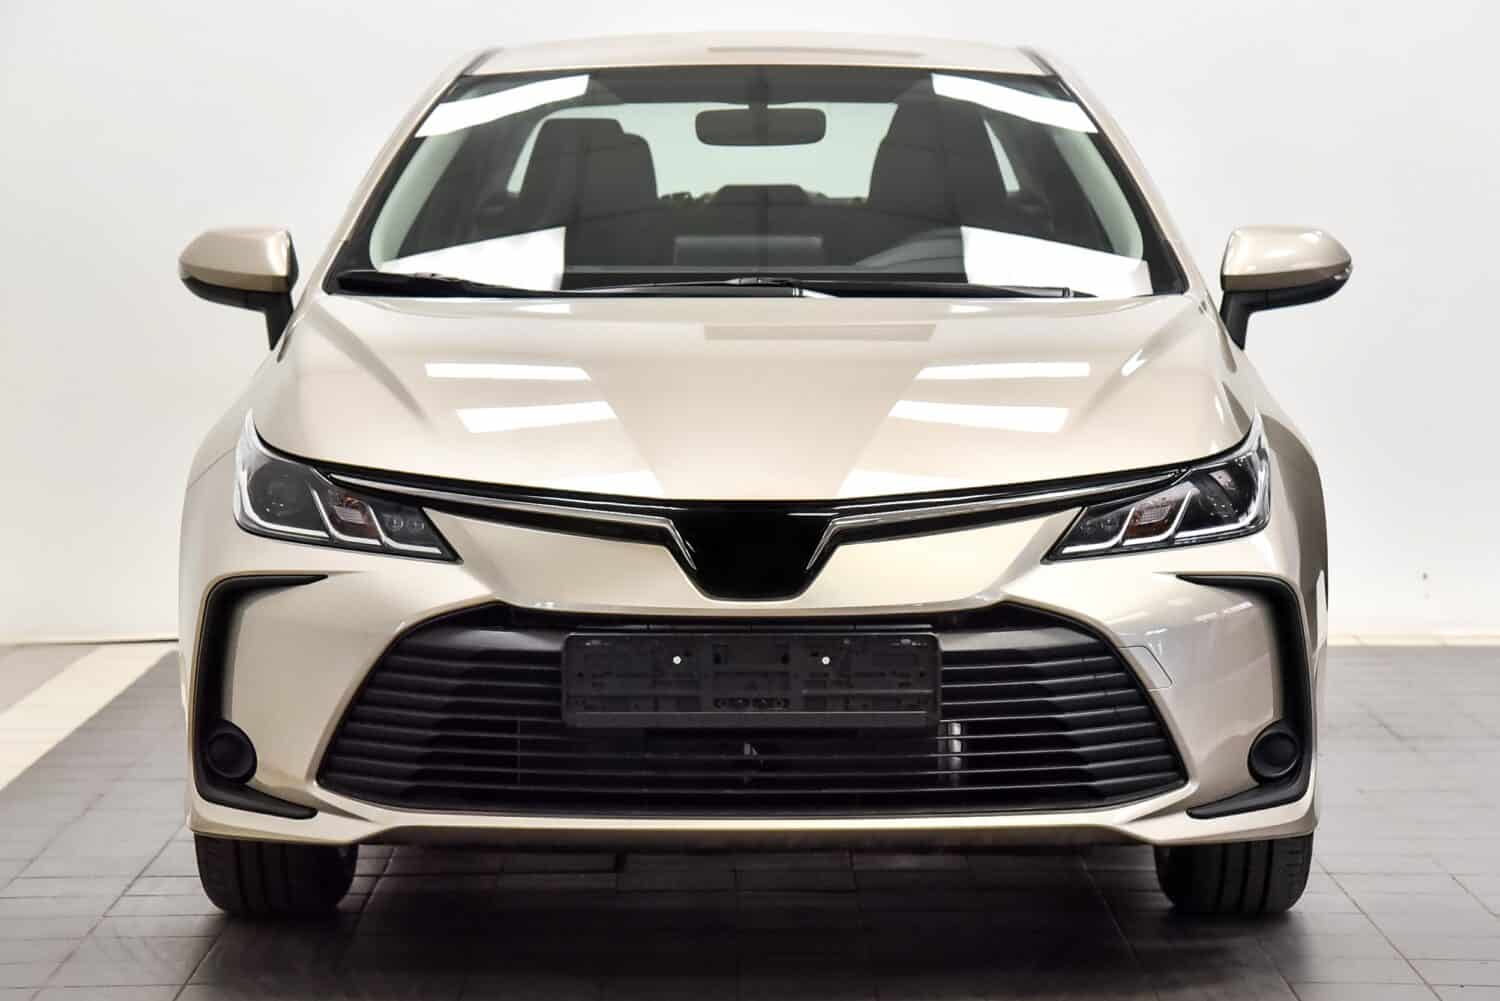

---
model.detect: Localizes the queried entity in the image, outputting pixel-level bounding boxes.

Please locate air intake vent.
[319,604,1185,816]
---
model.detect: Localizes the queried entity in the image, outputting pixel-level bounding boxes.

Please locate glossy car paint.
[467,33,1053,77]
[241,295,1251,501]
[179,227,296,293]
[1222,226,1352,292]
[181,428,1325,848]
[179,33,1331,851]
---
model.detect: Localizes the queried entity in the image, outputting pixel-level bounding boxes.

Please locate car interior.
[385,69,1139,284]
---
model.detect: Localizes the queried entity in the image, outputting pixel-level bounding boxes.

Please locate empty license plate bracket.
[561,632,940,731]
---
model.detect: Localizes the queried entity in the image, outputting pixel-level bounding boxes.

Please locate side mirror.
[1219,226,1350,348]
[179,228,298,348]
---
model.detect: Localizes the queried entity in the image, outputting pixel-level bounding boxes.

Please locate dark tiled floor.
[0,645,94,714]
[3,646,1500,999]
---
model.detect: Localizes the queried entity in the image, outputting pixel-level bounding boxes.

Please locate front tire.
[1154,834,1313,915]
[195,833,356,918]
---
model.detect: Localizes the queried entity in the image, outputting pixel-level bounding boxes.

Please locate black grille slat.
[335,718,1169,753]
[360,688,562,711]
[940,689,1140,710]
[942,673,1128,692]
[384,656,561,668]
[939,627,1104,659]
[345,700,1148,723]
[374,672,562,695]
[330,735,1171,765]
[319,603,1186,816]
[321,770,1185,801]
[327,749,1179,781]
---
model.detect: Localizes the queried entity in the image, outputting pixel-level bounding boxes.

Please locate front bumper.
[180,445,1325,850]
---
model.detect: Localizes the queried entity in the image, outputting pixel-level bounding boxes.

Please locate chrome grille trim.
[327,469,1181,579]
[803,472,1175,569]
[329,474,701,569]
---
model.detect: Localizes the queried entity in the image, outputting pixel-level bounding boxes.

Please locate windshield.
[345,65,1183,298]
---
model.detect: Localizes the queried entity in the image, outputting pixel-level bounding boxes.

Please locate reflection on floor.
[0,643,172,790]
[1,645,1499,1000]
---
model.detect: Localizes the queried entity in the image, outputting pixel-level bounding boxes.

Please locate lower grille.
[319,604,1185,816]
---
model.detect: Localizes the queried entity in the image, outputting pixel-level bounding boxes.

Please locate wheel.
[1154,834,1313,915]
[194,833,357,918]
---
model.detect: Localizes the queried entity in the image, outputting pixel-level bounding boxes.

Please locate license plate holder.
[561,632,940,731]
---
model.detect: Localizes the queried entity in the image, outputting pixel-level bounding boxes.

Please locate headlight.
[233,414,456,560]
[1050,419,1270,559]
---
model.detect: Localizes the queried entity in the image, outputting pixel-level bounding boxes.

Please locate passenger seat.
[503,118,666,267]
[862,99,1010,255]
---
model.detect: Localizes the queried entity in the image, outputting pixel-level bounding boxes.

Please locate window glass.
[353,65,1180,298]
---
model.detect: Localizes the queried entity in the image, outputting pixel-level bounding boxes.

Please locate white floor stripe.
[1329,634,1500,646]
[0,641,175,789]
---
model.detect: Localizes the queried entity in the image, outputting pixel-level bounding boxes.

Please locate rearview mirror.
[696,107,826,146]
[1219,226,1350,348]
[179,227,298,348]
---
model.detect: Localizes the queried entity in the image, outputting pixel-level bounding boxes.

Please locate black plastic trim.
[191,575,323,820]
[1221,267,1350,348]
[317,598,1188,818]
[1179,574,1314,820]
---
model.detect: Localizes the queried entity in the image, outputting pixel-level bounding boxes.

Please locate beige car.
[177,33,1349,919]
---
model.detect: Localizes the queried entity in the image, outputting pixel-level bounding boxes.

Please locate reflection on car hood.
[250,293,1252,501]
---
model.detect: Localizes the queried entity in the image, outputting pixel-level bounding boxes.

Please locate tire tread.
[195,834,355,918]
[1154,834,1312,916]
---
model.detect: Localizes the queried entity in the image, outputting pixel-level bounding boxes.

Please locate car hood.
[250,292,1253,501]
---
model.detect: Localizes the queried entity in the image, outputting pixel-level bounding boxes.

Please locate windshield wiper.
[335,269,1091,300]
[334,270,810,299]
[579,277,1089,298]
[333,269,561,298]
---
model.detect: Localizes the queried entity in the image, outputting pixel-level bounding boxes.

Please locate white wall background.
[1,0,1496,641]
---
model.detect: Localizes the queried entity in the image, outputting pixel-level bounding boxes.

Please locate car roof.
[468,33,1050,77]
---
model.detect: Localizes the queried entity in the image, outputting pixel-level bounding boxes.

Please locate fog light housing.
[1247,722,1301,783]
[202,722,257,784]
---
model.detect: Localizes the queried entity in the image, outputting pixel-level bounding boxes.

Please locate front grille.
[319,604,1185,816]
